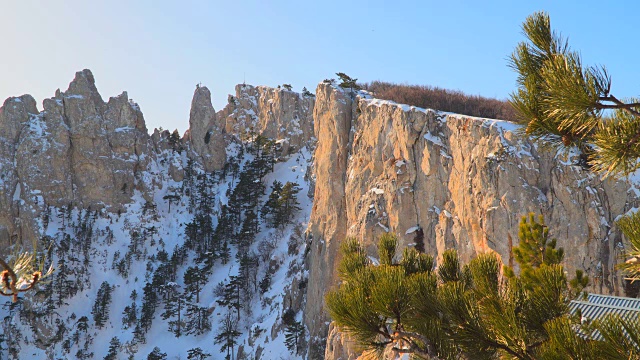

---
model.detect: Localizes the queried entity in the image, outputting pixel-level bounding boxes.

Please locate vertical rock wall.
[306,84,639,359]
[304,84,354,348]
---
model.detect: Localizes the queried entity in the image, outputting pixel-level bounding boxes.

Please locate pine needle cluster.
[510,11,640,291]
[510,11,640,177]
[326,214,587,359]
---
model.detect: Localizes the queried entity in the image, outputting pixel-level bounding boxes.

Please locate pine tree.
[216,276,242,321]
[219,239,231,265]
[92,281,113,329]
[122,290,138,330]
[184,303,211,336]
[184,266,206,303]
[122,303,137,329]
[261,180,283,227]
[163,192,181,213]
[284,321,305,355]
[275,182,301,227]
[214,312,241,360]
[138,281,158,339]
[168,129,181,151]
[326,219,583,359]
[503,213,566,280]
[259,271,271,294]
[187,347,211,360]
[510,11,640,176]
[103,336,120,360]
[282,309,305,355]
[302,87,315,97]
[147,347,167,360]
[187,348,211,360]
[336,72,361,91]
[238,252,259,296]
[161,282,184,337]
[235,209,259,253]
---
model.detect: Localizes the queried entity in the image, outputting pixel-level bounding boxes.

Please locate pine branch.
[0,255,45,302]
[0,257,19,302]
[597,95,640,117]
[392,330,440,358]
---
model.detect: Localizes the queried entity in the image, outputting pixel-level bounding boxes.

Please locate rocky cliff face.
[185,85,227,172]
[305,83,638,359]
[185,83,315,170]
[0,72,315,253]
[217,84,315,154]
[0,71,318,360]
[2,71,637,359]
[0,70,151,249]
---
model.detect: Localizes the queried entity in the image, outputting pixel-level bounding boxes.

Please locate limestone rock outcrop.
[3,70,636,359]
[185,83,315,171]
[0,73,316,251]
[306,83,638,359]
[217,84,315,154]
[185,86,227,172]
[0,69,151,247]
[304,84,355,346]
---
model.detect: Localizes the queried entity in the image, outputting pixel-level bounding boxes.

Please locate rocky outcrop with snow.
[305,83,639,359]
[0,71,315,360]
[0,70,151,249]
[185,83,316,171]
[217,84,315,154]
[185,85,227,172]
[2,71,638,360]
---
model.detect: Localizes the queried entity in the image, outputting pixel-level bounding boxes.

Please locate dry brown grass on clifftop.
[361,81,517,121]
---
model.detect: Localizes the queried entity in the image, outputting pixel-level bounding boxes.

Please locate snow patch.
[405,226,420,235]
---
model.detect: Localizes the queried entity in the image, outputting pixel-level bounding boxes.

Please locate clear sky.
[1,1,638,134]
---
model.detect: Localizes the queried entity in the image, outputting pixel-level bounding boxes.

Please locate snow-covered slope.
[1,141,313,360]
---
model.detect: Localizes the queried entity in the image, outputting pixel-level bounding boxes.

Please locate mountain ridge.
[0,71,637,360]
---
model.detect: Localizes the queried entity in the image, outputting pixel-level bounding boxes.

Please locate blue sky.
[1,1,638,133]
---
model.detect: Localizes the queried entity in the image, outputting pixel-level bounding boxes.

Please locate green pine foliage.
[262,181,302,228]
[147,347,167,360]
[537,314,640,359]
[336,72,361,91]
[187,347,211,360]
[103,337,120,360]
[510,11,640,177]
[504,213,561,279]
[616,211,640,279]
[508,13,640,356]
[510,6,640,290]
[92,281,113,329]
[214,312,241,360]
[327,215,586,359]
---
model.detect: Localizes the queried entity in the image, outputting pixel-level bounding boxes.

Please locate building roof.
[569,293,640,341]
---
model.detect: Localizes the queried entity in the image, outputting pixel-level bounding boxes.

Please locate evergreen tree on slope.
[326,215,585,359]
